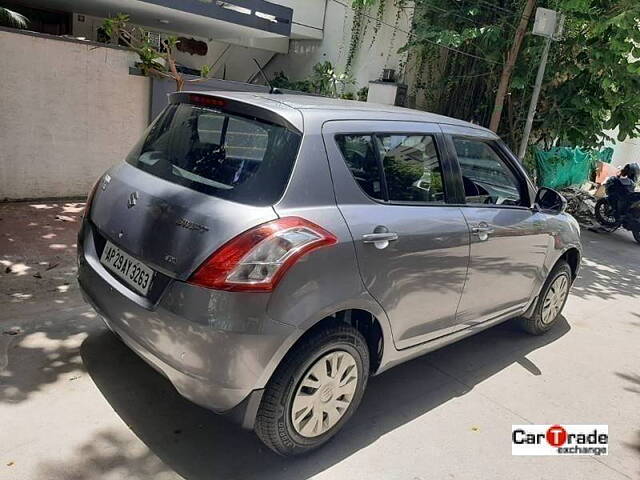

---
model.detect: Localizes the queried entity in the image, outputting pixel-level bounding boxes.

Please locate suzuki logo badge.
[127,191,139,209]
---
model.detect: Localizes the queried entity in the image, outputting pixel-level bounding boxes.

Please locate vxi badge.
[512,425,608,456]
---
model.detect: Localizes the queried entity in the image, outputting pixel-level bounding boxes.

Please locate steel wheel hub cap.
[291,350,358,438]
[542,274,569,324]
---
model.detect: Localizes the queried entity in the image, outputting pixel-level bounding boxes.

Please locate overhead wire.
[420,2,518,30]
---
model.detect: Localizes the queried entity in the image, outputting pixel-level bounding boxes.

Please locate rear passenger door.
[323,121,470,349]
[443,127,550,325]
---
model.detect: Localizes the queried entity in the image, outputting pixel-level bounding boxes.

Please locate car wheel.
[255,323,369,456]
[519,261,572,335]
[633,229,640,245]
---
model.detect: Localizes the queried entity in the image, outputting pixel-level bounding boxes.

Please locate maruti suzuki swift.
[77,91,581,456]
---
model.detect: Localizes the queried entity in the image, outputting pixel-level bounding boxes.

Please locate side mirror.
[533,187,567,214]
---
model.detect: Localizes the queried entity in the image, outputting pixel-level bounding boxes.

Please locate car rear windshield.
[126,102,302,206]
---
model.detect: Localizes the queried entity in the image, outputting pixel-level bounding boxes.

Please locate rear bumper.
[77,221,296,416]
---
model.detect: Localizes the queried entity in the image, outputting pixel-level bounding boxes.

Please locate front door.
[447,134,550,325]
[323,121,470,349]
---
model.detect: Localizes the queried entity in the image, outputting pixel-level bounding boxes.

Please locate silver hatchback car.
[78,92,581,455]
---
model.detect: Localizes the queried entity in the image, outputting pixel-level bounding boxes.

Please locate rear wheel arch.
[276,309,385,376]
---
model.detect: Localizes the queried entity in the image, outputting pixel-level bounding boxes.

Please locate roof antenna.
[253,58,281,94]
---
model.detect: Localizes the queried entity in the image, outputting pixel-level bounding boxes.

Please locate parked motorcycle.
[594,163,640,244]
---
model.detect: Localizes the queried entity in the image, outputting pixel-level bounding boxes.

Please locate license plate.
[100,241,154,296]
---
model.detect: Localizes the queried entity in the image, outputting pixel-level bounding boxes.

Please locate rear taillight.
[188,217,337,292]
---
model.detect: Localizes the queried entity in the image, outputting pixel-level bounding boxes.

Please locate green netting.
[535,146,614,189]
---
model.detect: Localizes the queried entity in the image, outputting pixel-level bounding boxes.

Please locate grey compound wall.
[0,28,151,200]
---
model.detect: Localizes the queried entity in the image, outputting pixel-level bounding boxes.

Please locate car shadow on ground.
[74,316,570,480]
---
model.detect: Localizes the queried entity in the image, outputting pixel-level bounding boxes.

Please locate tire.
[255,324,369,456]
[595,198,619,228]
[519,261,572,335]
[633,229,640,245]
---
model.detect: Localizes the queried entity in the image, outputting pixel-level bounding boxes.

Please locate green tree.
[533,1,640,147]
[405,0,640,152]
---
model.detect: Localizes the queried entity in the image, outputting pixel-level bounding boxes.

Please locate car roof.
[176,90,495,136]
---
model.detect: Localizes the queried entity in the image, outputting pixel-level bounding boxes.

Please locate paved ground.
[1,201,639,480]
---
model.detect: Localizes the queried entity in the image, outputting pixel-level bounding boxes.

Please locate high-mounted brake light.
[189,94,226,108]
[188,217,337,292]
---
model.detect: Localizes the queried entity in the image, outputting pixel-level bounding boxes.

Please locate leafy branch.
[403,0,640,150]
[272,61,355,98]
[102,14,213,91]
[0,7,28,28]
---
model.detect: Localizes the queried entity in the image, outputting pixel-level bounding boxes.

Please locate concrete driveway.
[1,201,638,480]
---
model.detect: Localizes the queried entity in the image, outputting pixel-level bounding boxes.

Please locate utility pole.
[517,36,552,159]
[517,8,564,160]
[489,0,536,133]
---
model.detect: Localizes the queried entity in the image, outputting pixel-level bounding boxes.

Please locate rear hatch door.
[90,97,302,280]
[91,162,278,280]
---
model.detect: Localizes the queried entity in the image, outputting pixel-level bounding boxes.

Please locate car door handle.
[362,232,399,243]
[471,224,494,241]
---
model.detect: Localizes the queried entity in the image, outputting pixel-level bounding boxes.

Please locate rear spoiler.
[169,91,302,134]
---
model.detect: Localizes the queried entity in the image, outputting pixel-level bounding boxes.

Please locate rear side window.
[377,135,445,204]
[336,133,446,204]
[126,103,301,206]
[336,135,384,200]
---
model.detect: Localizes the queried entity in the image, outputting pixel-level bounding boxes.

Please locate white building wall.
[172,40,274,84]
[69,12,275,84]
[266,0,413,93]
[274,0,325,39]
[65,1,413,91]
[0,30,150,200]
[604,130,640,168]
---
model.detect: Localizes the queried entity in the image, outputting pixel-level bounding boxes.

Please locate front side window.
[126,103,301,206]
[453,138,522,206]
[377,135,445,204]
